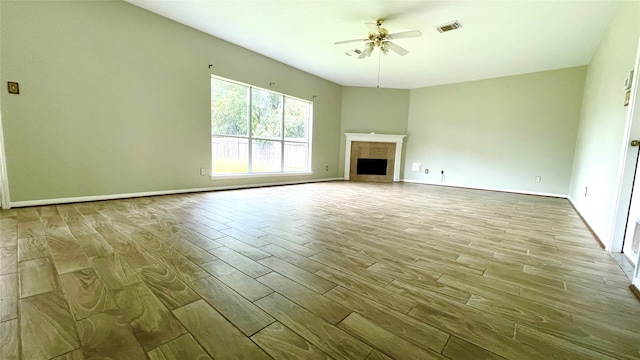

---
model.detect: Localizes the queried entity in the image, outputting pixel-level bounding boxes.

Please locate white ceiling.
[126,0,618,89]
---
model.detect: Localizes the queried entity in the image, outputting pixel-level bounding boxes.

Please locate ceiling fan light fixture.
[364,42,375,56]
[380,42,389,55]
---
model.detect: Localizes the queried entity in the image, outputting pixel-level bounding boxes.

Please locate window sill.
[210,171,313,180]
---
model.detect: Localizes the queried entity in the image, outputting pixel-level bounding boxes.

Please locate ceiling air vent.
[436,20,461,33]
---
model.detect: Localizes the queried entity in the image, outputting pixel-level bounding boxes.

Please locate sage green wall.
[339,87,410,177]
[0,0,342,202]
[404,67,586,195]
[569,1,640,244]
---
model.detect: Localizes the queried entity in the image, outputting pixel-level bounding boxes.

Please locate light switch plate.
[411,163,421,172]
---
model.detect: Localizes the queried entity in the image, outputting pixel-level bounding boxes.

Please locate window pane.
[284,98,310,141]
[284,142,308,172]
[211,79,248,136]
[251,88,282,139]
[212,136,248,173]
[252,140,282,173]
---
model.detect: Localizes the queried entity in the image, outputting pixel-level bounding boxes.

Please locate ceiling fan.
[335,19,422,59]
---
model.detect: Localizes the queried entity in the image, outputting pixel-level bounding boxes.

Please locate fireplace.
[357,158,388,175]
[344,133,406,182]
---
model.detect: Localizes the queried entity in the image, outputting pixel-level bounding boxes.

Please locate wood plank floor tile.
[55,205,83,221]
[215,235,271,260]
[59,268,116,320]
[0,319,19,360]
[187,221,229,240]
[91,254,139,290]
[151,247,208,283]
[317,267,415,313]
[531,312,640,359]
[465,292,571,327]
[325,286,450,353]
[17,221,45,239]
[442,336,506,360]
[260,256,337,294]
[173,300,272,360]
[66,217,97,237]
[260,227,310,245]
[113,282,185,351]
[75,233,114,258]
[111,239,157,270]
[310,250,375,270]
[259,243,325,273]
[200,259,273,301]
[257,271,351,325]
[77,311,147,360]
[51,348,84,360]
[18,256,59,298]
[47,229,91,274]
[437,271,521,297]
[82,214,112,229]
[174,227,223,250]
[365,350,393,360]
[17,236,50,261]
[42,215,67,230]
[0,229,17,248]
[163,236,218,264]
[208,246,271,278]
[338,312,447,359]
[137,263,200,310]
[0,273,18,322]
[255,293,372,360]
[20,291,80,360]
[251,322,333,360]
[260,234,319,257]
[147,333,212,360]
[0,246,17,275]
[189,275,274,336]
[513,324,619,360]
[0,217,17,230]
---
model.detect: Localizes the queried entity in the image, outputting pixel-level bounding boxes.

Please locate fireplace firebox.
[356,158,388,175]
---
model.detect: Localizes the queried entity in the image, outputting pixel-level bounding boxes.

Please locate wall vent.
[436,20,461,33]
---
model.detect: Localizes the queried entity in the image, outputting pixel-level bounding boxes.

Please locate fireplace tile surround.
[344,133,407,182]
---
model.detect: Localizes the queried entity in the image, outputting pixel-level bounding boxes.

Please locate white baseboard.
[400,179,568,198]
[9,177,344,208]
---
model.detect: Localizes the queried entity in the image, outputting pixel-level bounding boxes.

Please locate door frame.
[0,107,10,209]
[611,35,640,254]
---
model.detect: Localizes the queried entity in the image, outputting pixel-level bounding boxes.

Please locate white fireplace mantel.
[344,133,407,182]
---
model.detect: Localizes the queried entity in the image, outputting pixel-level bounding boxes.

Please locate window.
[211,76,312,175]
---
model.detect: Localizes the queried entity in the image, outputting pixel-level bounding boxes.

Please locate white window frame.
[210,75,313,178]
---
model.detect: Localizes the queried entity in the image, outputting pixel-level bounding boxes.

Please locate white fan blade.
[365,22,378,33]
[386,41,409,56]
[388,30,422,39]
[334,38,368,45]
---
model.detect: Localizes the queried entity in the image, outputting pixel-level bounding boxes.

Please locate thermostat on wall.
[624,70,634,91]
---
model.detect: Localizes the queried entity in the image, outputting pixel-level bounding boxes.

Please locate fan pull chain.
[377,51,381,88]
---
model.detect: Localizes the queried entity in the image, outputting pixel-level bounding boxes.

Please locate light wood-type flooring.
[1,181,639,360]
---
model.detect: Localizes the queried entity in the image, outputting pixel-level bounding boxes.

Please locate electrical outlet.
[584,187,588,196]
[424,168,429,174]
[200,168,207,176]
[325,165,329,171]
[535,176,541,183]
